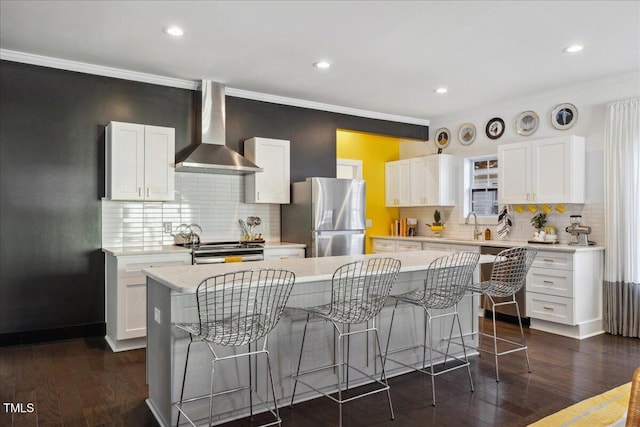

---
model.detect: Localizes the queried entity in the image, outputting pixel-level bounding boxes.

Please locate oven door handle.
[193,257,226,265]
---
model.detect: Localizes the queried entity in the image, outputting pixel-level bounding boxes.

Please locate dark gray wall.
[0,60,427,340]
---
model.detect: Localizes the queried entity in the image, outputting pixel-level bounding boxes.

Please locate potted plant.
[530,213,547,236]
[428,210,444,237]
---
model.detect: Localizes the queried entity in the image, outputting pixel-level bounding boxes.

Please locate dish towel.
[497,205,512,239]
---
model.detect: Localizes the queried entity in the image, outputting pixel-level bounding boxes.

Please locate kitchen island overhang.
[144,250,486,427]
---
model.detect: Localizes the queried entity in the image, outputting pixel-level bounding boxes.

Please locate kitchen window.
[463,155,499,223]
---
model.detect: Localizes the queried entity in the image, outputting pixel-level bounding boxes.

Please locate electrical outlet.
[366,219,373,228]
[163,222,172,233]
[154,307,161,324]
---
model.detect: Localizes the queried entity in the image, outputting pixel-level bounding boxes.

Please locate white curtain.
[603,97,640,337]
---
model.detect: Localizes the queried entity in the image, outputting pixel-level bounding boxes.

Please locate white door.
[532,137,569,203]
[144,125,175,201]
[110,122,145,200]
[336,158,363,179]
[255,138,290,203]
[499,142,531,204]
[410,157,428,205]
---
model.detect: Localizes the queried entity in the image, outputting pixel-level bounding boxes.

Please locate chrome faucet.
[465,212,482,240]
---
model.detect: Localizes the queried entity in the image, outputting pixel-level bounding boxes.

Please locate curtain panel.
[603,97,640,337]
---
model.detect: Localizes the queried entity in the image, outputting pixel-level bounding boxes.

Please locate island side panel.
[146,278,173,427]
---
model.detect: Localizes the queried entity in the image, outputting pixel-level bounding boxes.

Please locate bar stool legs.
[481,293,531,382]
[290,316,395,427]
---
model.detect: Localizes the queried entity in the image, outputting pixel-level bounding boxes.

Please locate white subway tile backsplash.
[399,202,604,246]
[102,172,281,248]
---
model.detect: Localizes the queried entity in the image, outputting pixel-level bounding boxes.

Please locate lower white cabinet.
[105,252,191,352]
[526,249,603,339]
[372,239,397,253]
[263,247,305,260]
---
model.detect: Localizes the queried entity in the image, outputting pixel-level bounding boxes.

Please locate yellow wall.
[336,130,400,253]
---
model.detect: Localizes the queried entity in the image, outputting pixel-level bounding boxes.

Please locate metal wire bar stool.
[467,246,537,382]
[174,268,296,427]
[383,251,480,406]
[289,257,401,427]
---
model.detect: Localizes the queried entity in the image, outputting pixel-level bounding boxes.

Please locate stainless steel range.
[178,241,265,265]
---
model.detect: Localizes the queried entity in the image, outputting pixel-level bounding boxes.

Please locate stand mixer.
[565,215,594,246]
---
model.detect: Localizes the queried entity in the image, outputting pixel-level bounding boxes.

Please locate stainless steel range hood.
[175,81,263,175]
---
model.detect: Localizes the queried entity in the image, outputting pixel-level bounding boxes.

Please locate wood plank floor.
[1,319,638,426]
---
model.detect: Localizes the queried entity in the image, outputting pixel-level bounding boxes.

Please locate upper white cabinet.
[106,121,175,201]
[498,135,585,204]
[244,137,290,204]
[385,159,411,206]
[386,154,457,207]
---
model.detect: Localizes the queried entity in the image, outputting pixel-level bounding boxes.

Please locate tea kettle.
[173,223,202,246]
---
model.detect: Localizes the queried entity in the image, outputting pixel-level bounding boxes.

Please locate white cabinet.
[395,240,423,252]
[385,159,411,206]
[105,251,191,351]
[526,249,603,339]
[386,155,457,207]
[105,121,175,201]
[263,246,305,260]
[244,137,290,204]
[408,155,459,206]
[498,135,585,204]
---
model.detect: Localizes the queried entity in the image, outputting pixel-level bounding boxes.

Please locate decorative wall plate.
[433,127,451,149]
[551,103,578,130]
[485,117,505,140]
[457,123,476,145]
[515,111,539,136]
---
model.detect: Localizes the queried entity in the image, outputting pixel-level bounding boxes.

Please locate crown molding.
[1,49,429,126]
[225,88,429,126]
[0,49,198,90]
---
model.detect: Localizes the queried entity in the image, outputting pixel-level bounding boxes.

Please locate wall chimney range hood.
[175,81,263,175]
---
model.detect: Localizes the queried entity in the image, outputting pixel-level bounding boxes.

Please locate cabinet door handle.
[543,306,554,311]
[138,187,142,197]
[543,258,555,263]
[257,191,260,201]
[146,188,150,197]
[543,280,554,284]
[526,193,530,201]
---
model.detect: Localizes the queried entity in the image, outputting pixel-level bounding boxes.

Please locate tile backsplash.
[399,202,604,246]
[102,172,280,248]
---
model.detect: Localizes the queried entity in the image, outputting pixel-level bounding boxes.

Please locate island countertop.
[143,250,494,293]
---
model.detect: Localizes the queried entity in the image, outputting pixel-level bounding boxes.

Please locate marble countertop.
[102,241,305,256]
[144,250,495,293]
[370,235,604,252]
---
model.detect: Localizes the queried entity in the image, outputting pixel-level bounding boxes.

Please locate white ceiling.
[1,1,639,122]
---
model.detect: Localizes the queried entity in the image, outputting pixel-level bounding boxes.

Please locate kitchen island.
[144,250,489,427]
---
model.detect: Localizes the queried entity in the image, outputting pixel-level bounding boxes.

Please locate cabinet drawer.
[422,242,452,251]
[396,241,423,251]
[527,268,573,298]
[264,247,305,260]
[526,292,574,325]
[372,240,396,253]
[117,254,191,278]
[532,251,573,271]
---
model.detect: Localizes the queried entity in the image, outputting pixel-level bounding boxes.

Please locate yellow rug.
[529,383,631,427]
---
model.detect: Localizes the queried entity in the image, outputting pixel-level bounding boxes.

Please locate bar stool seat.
[174,268,296,427]
[289,257,401,427]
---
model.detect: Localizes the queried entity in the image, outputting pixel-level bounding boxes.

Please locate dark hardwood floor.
[1,319,638,426]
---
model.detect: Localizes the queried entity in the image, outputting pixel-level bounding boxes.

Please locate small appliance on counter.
[565,215,595,246]
[406,218,418,236]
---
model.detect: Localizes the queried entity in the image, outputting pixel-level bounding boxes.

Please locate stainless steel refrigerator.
[281,177,365,257]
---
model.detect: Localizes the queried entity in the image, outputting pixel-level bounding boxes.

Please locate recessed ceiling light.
[313,61,331,69]
[562,44,584,53]
[164,26,184,37]
[434,87,448,94]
